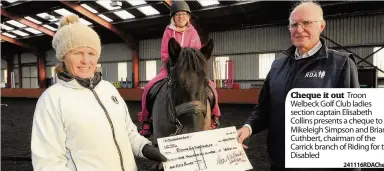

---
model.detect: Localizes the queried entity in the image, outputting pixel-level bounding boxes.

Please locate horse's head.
[166,38,214,134]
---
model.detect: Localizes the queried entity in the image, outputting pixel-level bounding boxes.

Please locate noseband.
[166,75,207,136]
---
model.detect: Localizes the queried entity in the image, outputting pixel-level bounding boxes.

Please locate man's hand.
[237,126,251,149]
[142,144,168,162]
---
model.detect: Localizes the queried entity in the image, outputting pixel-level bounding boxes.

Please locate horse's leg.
[203,100,212,131]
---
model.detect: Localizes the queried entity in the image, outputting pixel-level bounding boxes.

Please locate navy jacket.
[245,38,360,168]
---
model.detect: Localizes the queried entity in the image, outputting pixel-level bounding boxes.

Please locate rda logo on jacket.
[305,70,326,78]
[111,96,119,104]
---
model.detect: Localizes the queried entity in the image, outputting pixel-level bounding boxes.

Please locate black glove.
[142,144,168,162]
[150,162,164,171]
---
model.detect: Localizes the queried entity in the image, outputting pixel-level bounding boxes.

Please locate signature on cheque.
[217,150,247,165]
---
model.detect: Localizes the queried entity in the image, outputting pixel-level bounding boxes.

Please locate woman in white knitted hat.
[31,15,166,171]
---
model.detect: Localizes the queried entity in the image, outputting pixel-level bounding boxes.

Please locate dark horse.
[146,38,215,146]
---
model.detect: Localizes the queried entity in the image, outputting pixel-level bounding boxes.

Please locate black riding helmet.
[170,1,191,16]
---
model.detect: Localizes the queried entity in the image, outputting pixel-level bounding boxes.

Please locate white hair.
[289,1,324,22]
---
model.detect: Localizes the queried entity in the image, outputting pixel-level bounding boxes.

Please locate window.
[11,30,29,37]
[24,28,42,34]
[36,13,59,22]
[145,60,157,81]
[6,20,26,28]
[54,8,75,16]
[114,10,135,19]
[125,0,160,16]
[0,23,14,31]
[46,66,55,78]
[42,25,57,31]
[213,56,229,80]
[258,53,275,79]
[2,32,16,38]
[1,69,7,83]
[197,0,219,7]
[118,62,128,81]
[373,47,384,78]
[22,66,38,88]
[24,16,42,24]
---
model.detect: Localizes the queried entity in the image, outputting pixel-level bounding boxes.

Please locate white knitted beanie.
[52,15,101,61]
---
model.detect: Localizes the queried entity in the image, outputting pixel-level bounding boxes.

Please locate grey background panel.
[323,15,384,47]
[46,49,59,66]
[20,53,36,64]
[210,14,384,56]
[139,38,162,60]
[100,63,118,83]
[1,59,7,69]
[100,43,132,62]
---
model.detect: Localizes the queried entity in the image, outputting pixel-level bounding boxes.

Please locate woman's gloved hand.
[150,162,164,171]
[142,144,168,162]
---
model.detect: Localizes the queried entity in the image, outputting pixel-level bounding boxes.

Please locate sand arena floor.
[1,97,269,171]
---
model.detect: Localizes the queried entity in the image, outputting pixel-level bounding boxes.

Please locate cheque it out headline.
[290,91,367,100]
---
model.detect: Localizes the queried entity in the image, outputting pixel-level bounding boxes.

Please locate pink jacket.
[160,24,202,65]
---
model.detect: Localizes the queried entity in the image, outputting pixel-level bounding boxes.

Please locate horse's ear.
[168,38,181,64]
[200,39,214,60]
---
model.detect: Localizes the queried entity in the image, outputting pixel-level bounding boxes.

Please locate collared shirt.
[294,41,322,60]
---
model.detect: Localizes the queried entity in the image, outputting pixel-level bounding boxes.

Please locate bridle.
[166,72,207,136]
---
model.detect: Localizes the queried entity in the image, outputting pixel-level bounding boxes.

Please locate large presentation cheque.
[157,126,253,171]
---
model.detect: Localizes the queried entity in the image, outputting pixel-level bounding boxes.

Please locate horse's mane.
[166,47,208,100]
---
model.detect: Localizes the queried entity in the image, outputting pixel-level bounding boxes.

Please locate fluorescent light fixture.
[12,30,30,37]
[6,0,18,3]
[24,16,42,24]
[43,24,57,31]
[79,18,92,25]
[96,0,121,10]
[54,8,75,16]
[125,0,146,6]
[80,4,113,22]
[98,14,113,22]
[6,20,26,28]
[25,28,42,34]
[37,12,59,21]
[138,6,160,16]
[114,10,135,19]
[81,4,98,13]
[2,32,17,38]
[197,0,219,7]
[0,24,14,31]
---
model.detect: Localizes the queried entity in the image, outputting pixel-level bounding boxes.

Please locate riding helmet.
[170,1,191,16]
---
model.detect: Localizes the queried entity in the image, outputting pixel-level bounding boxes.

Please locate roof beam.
[2,2,164,30]
[0,9,55,36]
[59,0,138,50]
[0,34,37,52]
[113,0,259,25]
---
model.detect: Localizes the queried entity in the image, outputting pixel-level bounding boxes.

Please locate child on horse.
[138,0,221,137]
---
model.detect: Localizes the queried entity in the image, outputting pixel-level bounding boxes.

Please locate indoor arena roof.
[1,0,384,55]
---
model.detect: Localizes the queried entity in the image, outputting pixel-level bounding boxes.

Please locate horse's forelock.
[170,48,208,100]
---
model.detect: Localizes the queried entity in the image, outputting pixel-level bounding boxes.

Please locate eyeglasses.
[288,20,322,30]
[174,13,189,17]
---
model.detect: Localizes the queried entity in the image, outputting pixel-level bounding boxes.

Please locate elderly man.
[237,2,359,171]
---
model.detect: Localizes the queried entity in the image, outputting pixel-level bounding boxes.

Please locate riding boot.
[138,112,152,137]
